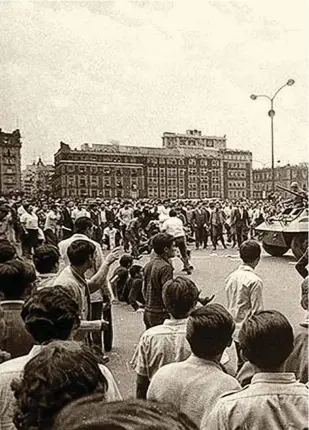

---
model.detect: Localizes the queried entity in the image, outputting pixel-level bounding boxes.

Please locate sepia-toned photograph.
[0,1,307,429]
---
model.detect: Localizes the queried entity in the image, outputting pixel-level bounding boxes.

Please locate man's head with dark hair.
[152,233,175,259]
[169,209,177,217]
[12,341,108,430]
[52,397,197,430]
[119,254,134,269]
[0,240,16,263]
[74,217,93,237]
[239,310,294,371]
[67,240,95,268]
[33,245,60,274]
[162,277,199,319]
[129,264,142,278]
[239,240,261,267]
[0,259,36,300]
[21,286,80,344]
[186,304,235,360]
[133,209,142,219]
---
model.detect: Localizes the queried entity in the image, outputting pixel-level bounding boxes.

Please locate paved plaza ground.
[105,246,305,399]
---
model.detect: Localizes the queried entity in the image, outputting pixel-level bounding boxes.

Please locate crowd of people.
[0,193,307,429]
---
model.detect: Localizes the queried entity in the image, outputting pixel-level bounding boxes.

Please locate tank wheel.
[262,242,289,257]
[291,235,308,260]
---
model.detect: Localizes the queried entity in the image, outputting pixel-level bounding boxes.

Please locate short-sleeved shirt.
[162,217,185,239]
[130,318,189,380]
[20,212,38,230]
[44,210,58,232]
[147,354,241,427]
[131,318,238,380]
[203,373,308,430]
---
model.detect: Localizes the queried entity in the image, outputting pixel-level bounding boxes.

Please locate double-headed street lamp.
[250,79,295,193]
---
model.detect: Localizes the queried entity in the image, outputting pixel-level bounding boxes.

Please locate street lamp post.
[250,79,295,193]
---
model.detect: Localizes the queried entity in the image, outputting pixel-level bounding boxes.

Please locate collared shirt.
[130,318,189,380]
[143,254,174,312]
[225,264,263,340]
[147,354,240,427]
[0,345,122,430]
[162,217,185,239]
[36,272,58,290]
[58,233,111,301]
[54,266,90,319]
[131,319,238,380]
[202,372,309,430]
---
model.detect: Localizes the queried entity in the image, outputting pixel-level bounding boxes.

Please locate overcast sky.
[1,0,307,167]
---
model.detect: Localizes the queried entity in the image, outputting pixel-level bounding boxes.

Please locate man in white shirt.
[147,304,241,427]
[118,202,134,252]
[225,239,263,366]
[71,204,91,222]
[162,209,191,274]
[44,204,60,246]
[131,277,237,399]
[203,310,308,430]
[58,216,113,348]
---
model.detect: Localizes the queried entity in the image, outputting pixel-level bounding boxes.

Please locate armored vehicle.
[256,185,308,259]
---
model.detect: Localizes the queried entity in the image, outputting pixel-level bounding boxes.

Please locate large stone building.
[54,130,252,200]
[22,158,55,198]
[253,163,308,199]
[0,128,22,195]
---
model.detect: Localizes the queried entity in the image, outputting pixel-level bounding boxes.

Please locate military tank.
[256,185,308,259]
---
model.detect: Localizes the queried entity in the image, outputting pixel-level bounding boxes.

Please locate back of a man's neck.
[71,265,86,278]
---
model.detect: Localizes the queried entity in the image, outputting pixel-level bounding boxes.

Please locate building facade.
[253,163,308,199]
[0,128,22,195]
[54,130,252,200]
[22,158,55,198]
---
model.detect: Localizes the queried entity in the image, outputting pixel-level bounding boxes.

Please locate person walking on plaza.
[20,204,39,259]
[118,201,134,252]
[210,202,227,250]
[225,240,263,366]
[61,201,74,239]
[231,201,250,248]
[142,233,175,329]
[44,204,60,246]
[191,202,209,250]
[126,210,142,259]
[161,209,192,274]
